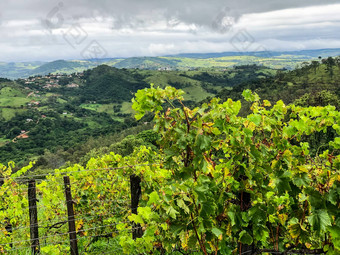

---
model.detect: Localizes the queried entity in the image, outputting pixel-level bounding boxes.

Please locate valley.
[0,56,339,171]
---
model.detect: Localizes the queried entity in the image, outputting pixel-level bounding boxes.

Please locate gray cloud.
[0,0,340,61]
[3,0,340,27]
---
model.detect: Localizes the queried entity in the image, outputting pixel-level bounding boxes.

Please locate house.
[66,83,79,88]
[13,133,29,142]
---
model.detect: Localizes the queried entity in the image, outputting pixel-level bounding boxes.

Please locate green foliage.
[294,90,340,109]
[0,85,339,254]
[217,57,340,118]
[127,86,339,254]
[0,64,278,166]
[1,58,340,253]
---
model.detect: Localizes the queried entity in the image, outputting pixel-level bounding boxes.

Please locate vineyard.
[0,87,339,254]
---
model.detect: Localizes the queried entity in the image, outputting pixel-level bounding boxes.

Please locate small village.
[0,73,86,144]
[17,72,84,109]
[19,72,83,90]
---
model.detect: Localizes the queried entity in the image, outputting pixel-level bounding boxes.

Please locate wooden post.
[28,179,40,254]
[130,174,143,239]
[239,190,254,255]
[63,176,79,255]
[4,218,12,248]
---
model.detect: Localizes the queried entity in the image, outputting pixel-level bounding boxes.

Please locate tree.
[6,126,21,139]
[311,60,320,75]
[322,57,336,78]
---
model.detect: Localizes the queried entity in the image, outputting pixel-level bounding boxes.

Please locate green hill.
[0,57,339,169]
[2,48,340,79]
[0,64,274,166]
[80,65,149,103]
[216,57,340,113]
[113,57,179,69]
[30,60,86,75]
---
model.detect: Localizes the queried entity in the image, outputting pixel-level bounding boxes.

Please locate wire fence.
[0,164,146,255]
[0,163,326,255]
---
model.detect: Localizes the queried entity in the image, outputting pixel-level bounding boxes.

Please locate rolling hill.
[0,64,275,165]
[1,48,340,79]
[0,56,339,169]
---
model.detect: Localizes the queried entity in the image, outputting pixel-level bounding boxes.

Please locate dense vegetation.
[0,86,338,254]
[4,56,339,170]
[217,57,340,110]
[0,64,275,168]
[1,57,340,170]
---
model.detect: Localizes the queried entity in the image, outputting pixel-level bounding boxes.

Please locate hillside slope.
[1,58,338,168]
[217,57,340,111]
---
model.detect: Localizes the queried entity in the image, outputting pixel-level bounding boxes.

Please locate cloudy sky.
[0,0,340,61]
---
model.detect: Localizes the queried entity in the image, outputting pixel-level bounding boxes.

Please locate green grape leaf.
[196,135,211,152]
[242,89,260,102]
[248,114,262,126]
[147,191,160,206]
[177,199,190,214]
[211,227,223,239]
[166,206,179,219]
[307,210,331,232]
[128,214,144,225]
[293,173,311,187]
[239,230,253,245]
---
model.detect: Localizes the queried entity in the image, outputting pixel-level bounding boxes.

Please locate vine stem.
[190,213,207,255]
[276,225,279,251]
[179,100,191,133]
[214,239,219,255]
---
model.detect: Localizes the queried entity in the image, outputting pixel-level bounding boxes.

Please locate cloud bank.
[0,0,339,61]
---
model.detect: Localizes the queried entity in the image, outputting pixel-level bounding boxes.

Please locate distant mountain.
[113,57,180,69]
[31,60,85,74]
[25,59,121,77]
[0,61,45,79]
[0,59,122,80]
[166,48,340,59]
[1,48,340,79]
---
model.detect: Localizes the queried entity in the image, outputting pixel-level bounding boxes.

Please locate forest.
[0,63,275,167]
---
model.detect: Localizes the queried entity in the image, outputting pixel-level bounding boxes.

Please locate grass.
[0,87,25,97]
[1,108,26,121]
[121,102,134,114]
[0,97,30,108]
[159,55,311,70]
[80,103,101,111]
[56,98,67,104]
[97,104,116,115]
[80,103,125,116]
[86,120,101,128]
[0,86,29,120]
[0,87,30,109]
[182,85,214,101]
[143,71,216,101]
